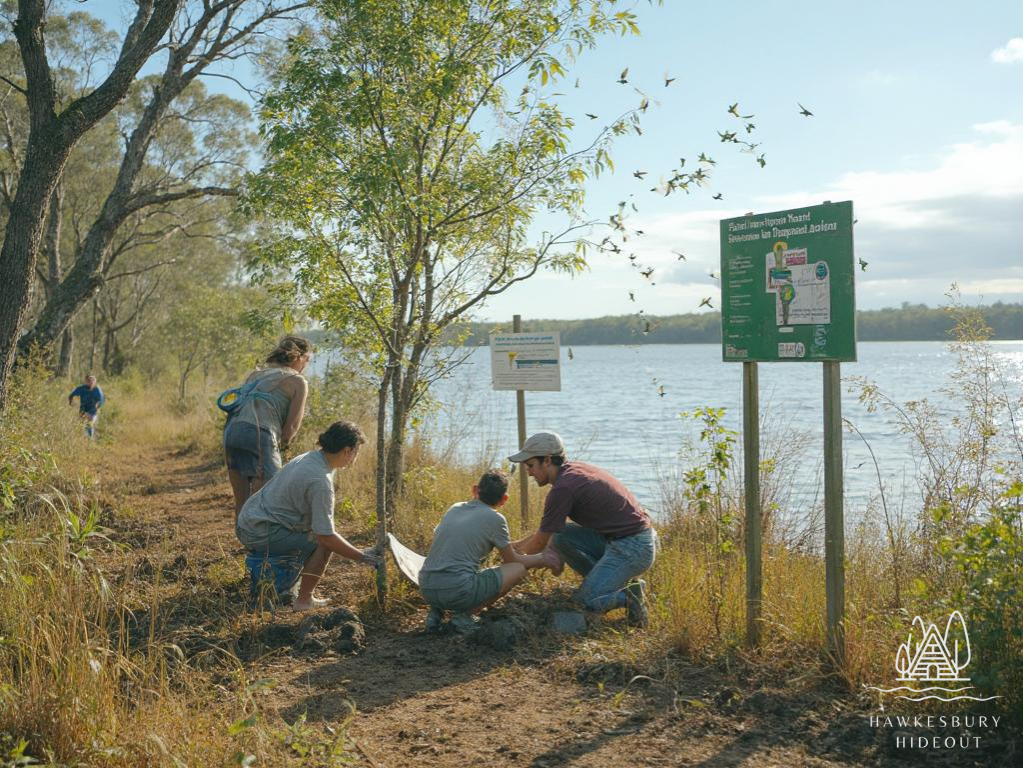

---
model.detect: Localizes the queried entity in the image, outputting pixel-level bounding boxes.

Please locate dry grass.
[1,362,1019,763]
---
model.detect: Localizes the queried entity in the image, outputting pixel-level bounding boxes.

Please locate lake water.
[414,341,1022,520]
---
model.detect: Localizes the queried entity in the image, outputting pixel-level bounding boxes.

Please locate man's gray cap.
[508,431,565,463]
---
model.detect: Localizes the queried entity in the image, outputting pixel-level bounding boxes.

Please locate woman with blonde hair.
[224,335,313,518]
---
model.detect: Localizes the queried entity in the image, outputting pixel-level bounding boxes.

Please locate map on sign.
[489,332,561,391]
[720,201,856,363]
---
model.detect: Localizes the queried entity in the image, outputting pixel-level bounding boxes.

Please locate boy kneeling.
[419,469,559,633]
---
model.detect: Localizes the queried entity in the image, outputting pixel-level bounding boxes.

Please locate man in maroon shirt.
[509,432,657,627]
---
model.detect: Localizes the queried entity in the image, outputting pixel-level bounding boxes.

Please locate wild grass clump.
[0,370,368,765]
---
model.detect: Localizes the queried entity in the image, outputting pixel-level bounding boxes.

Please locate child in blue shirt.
[68,374,105,439]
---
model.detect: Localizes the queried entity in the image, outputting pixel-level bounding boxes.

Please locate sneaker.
[425,605,444,634]
[449,612,481,635]
[624,580,649,628]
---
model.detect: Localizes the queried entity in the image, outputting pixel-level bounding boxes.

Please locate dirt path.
[92,443,999,767]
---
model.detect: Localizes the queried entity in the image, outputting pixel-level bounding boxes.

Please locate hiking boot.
[450,612,481,635]
[425,605,444,634]
[624,580,649,628]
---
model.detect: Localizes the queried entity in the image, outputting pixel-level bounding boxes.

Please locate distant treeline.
[446,302,1022,346]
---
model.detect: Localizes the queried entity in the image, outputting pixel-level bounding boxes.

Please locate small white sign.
[489,331,561,391]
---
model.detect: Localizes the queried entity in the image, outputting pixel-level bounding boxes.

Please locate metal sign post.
[823,361,846,663]
[719,201,855,662]
[742,361,762,647]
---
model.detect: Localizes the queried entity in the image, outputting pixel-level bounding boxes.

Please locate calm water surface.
[417,341,1022,520]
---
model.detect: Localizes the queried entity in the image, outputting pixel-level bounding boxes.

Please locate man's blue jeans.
[551,524,657,613]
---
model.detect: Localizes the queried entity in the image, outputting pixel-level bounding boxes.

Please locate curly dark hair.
[318,421,366,453]
[265,335,313,365]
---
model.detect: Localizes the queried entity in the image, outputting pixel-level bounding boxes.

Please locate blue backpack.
[216,377,277,416]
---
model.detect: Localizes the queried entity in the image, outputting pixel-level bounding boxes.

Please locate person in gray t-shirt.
[419,469,560,633]
[236,420,381,611]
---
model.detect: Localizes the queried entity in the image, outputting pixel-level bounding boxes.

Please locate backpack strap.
[247,366,298,395]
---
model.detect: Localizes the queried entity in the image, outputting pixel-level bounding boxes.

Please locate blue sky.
[85,0,1022,321]
[477,0,1024,320]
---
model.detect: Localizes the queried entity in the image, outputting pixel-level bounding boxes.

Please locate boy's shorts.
[420,567,503,612]
[236,521,317,565]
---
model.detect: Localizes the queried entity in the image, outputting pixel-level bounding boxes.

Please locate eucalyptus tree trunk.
[0,0,179,410]
[56,329,73,378]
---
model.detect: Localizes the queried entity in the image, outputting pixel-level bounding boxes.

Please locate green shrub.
[934,482,1022,711]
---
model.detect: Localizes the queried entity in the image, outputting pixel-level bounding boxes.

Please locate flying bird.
[727,103,754,119]
[628,291,635,302]
[642,320,652,334]
[859,258,868,271]
[698,153,716,165]
[632,170,647,179]
[673,250,686,261]
[567,347,574,360]
[639,97,649,113]
[640,266,654,279]
[745,122,756,133]
[757,154,766,168]
[718,130,738,143]
[699,297,714,309]
[712,193,723,200]
[657,385,666,397]
[798,102,813,117]
[585,113,599,120]
[617,67,629,84]
[664,71,676,87]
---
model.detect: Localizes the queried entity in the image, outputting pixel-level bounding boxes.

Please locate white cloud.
[591,125,1023,311]
[991,37,1024,63]
[486,122,1023,319]
[757,124,1022,230]
[972,120,1016,135]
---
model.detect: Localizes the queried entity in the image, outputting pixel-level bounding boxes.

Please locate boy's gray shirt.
[418,499,511,590]
[237,450,335,541]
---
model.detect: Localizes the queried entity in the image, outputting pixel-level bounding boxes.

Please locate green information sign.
[720,201,856,362]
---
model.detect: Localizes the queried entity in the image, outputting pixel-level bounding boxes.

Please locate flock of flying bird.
[589,77,815,316]
[574,74,818,398]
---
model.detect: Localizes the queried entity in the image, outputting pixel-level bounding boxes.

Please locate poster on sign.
[489,332,561,391]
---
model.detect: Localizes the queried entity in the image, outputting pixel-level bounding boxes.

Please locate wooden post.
[513,314,529,529]
[743,362,762,647]
[823,361,845,664]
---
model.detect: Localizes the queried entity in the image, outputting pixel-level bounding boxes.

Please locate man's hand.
[541,545,564,576]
